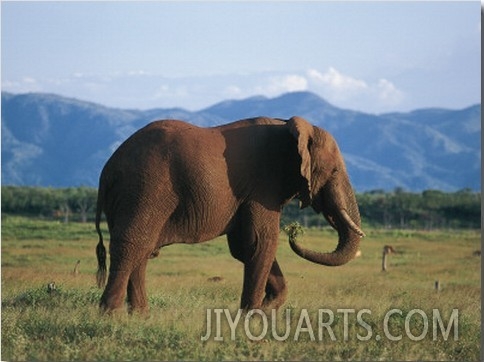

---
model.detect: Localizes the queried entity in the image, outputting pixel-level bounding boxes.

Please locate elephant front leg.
[240,243,278,310]
[241,262,271,310]
[228,204,282,311]
[262,259,287,310]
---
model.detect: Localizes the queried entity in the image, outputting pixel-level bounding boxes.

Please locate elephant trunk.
[289,183,364,267]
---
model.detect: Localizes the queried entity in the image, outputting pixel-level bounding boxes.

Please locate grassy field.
[1,215,481,361]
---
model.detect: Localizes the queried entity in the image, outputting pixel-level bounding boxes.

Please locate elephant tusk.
[340,209,365,237]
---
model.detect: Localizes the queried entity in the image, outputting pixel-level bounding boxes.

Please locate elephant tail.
[95,184,107,288]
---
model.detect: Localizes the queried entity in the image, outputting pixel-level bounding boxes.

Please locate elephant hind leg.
[100,257,150,314]
[100,269,130,312]
[100,233,153,313]
[127,259,149,314]
[263,259,287,310]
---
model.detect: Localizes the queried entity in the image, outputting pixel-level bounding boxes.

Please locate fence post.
[73,260,80,276]
[435,280,440,292]
[382,245,396,272]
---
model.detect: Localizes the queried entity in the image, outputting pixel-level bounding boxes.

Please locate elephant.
[95,116,365,313]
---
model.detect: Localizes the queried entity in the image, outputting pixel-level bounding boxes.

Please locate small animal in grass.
[47,282,57,294]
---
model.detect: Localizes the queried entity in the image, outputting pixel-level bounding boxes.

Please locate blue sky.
[1,1,481,114]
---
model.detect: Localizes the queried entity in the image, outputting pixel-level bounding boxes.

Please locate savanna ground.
[1,215,481,361]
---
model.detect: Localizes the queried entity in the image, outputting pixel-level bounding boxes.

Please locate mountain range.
[1,91,480,192]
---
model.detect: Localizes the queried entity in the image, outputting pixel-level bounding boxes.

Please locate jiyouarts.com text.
[200,308,459,342]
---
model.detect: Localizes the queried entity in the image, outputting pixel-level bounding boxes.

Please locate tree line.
[1,186,96,223]
[1,186,481,230]
[283,187,481,230]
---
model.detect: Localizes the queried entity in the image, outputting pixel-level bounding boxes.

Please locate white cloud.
[22,77,38,84]
[153,84,170,98]
[305,67,405,112]
[2,77,43,93]
[225,85,243,97]
[308,68,367,93]
[376,78,404,104]
[127,70,150,77]
[254,74,308,96]
[2,68,405,113]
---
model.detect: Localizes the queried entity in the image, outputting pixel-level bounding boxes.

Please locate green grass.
[1,216,481,361]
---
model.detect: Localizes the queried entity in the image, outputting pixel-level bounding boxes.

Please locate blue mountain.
[1,91,480,192]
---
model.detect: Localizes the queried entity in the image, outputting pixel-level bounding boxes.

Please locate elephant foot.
[262,287,288,310]
[99,295,126,314]
[262,260,288,310]
[99,269,131,313]
[128,304,149,316]
[240,290,287,312]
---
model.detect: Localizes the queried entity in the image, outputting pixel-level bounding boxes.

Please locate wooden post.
[382,245,396,272]
[435,280,440,292]
[73,260,80,276]
[382,250,388,271]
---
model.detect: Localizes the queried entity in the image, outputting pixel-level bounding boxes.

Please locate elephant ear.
[287,116,313,209]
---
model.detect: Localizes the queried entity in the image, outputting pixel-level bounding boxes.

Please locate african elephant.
[95,116,364,313]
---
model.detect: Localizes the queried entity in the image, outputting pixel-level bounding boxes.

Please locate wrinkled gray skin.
[95,116,364,313]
